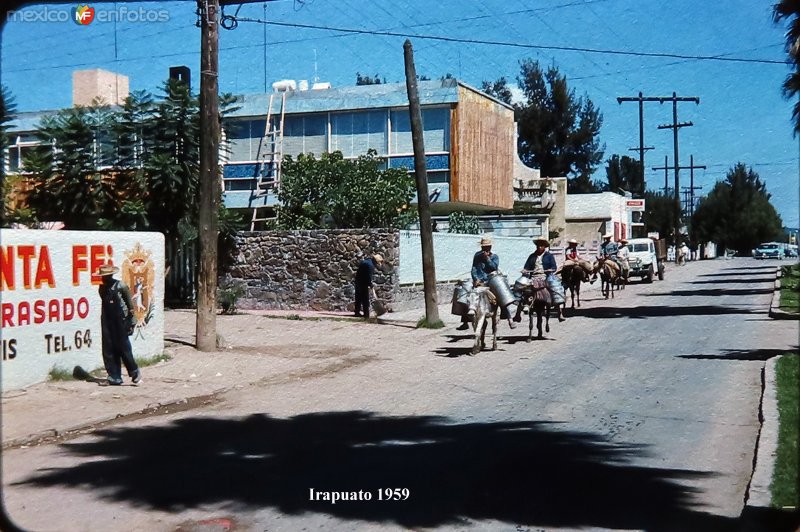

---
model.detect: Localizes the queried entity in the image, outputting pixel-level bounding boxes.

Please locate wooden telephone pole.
[403,39,440,324]
[196,0,220,351]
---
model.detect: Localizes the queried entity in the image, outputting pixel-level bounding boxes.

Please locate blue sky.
[2,0,798,227]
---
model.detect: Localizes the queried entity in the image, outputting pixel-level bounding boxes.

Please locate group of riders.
[456,232,632,331]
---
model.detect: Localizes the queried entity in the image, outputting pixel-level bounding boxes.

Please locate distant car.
[753,243,783,260]
[785,248,798,258]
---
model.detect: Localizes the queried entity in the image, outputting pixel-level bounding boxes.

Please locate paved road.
[2,258,797,531]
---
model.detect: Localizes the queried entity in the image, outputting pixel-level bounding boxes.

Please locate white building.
[564,192,645,250]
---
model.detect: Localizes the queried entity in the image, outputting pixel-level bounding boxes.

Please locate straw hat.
[479,236,493,247]
[567,238,578,245]
[533,237,550,247]
[372,253,384,263]
[93,263,119,276]
[619,238,628,244]
[602,233,613,239]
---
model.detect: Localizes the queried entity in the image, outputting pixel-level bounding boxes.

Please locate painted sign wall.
[0,230,165,390]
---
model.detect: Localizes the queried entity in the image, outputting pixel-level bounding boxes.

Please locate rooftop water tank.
[272,79,297,92]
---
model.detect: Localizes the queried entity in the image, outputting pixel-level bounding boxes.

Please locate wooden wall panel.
[453,86,514,210]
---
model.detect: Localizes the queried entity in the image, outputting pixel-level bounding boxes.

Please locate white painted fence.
[398,230,566,284]
[1,230,165,390]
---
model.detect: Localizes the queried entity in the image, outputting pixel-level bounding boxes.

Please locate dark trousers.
[354,284,370,317]
[102,319,138,381]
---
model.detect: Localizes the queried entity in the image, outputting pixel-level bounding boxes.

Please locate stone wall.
[226,229,399,311]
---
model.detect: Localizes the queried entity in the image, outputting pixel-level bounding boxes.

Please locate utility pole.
[683,154,705,216]
[656,92,700,246]
[617,92,659,182]
[196,0,220,351]
[652,156,671,195]
[403,39,440,325]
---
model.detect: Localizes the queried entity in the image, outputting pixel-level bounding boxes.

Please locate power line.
[233,17,787,65]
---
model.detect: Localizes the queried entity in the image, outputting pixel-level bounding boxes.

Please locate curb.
[769,267,799,320]
[746,355,780,507]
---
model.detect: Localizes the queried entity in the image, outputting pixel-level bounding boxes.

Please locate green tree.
[603,154,644,196]
[21,80,242,239]
[276,150,415,229]
[480,77,513,105]
[509,59,604,192]
[447,211,481,234]
[691,163,783,253]
[356,73,384,85]
[1,85,16,176]
[643,191,681,242]
[25,101,119,229]
[774,1,800,134]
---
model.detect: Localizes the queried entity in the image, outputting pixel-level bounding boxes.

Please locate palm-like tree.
[774,0,800,134]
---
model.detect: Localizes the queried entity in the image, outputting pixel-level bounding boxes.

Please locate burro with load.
[627,237,666,283]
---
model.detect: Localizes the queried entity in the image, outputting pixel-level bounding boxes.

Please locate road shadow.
[574,305,760,320]
[433,346,475,357]
[688,277,775,285]
[679,348,799,361]
[14,411,736,531]
[643,288,774,297]
[698,268,777,277]
[503,335,557,344]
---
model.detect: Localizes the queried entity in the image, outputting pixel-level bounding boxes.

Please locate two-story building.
[220,78,517,226]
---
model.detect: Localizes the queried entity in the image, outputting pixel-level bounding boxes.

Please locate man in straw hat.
[562,238,594,277]
[95,263,141,386]
[458,236,518,330]
[354,253,385,319]
[594,233,621,281]
[514,237,565,322]
[617,238,631,281]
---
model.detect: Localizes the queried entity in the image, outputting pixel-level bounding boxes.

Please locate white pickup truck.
[626,238,665,283]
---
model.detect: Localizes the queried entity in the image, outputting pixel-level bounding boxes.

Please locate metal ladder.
[250,91,286,231]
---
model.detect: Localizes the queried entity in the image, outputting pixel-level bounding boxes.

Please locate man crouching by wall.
[354,253,384,319]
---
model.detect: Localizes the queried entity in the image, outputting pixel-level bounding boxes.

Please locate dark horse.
[560,264,587,308]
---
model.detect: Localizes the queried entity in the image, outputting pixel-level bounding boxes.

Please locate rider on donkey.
[561,238,594,278]
[457,236,517,330]
[513,237,566,323]
[593,233,622,282]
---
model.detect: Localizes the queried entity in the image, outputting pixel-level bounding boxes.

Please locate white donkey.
[468,287,498,355]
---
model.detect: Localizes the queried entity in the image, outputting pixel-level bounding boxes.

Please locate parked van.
[626,238,664,283]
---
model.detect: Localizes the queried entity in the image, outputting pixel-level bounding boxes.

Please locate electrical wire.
[233,17,787,66]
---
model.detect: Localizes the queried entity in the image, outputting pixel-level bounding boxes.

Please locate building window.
[5,134,40,173]
[390,107,450,155]
[331,110,387,157]
[283,114,327,157]
[225,119,267,162]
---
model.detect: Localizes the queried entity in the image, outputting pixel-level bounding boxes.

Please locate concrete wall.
[398,230,553,284]
[1,230,165,390]
[227,229,399,311]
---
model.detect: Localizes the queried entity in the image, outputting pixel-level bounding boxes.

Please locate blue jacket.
[524,251,557,272]
[471,251,499,283]
[355,258,376,287]
[601,241,619,258]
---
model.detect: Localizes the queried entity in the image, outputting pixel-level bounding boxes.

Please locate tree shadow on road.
[697,267,778,277]
[643,288,774,297]
[688,277,775,285]
[14,411,738,531]
[678,348,799,361]
[573,305,761,320]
